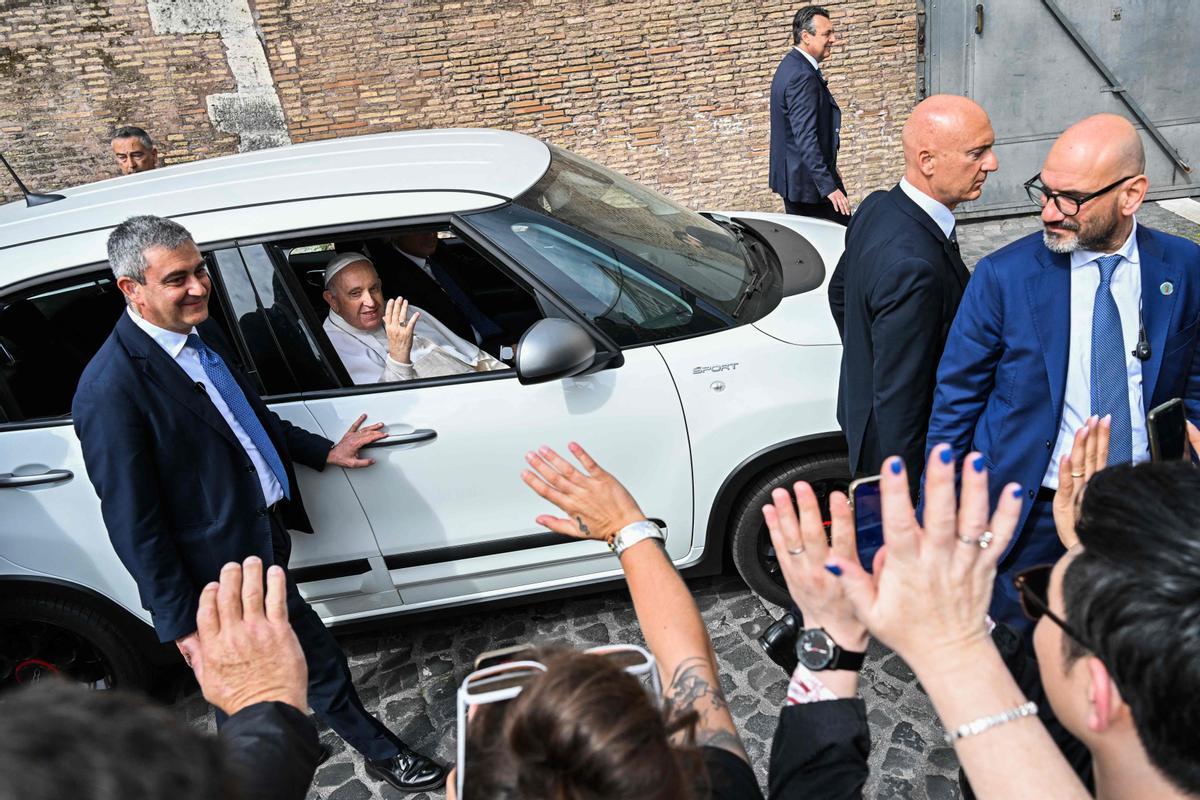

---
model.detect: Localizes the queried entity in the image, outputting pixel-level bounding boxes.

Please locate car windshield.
[464,146,779,346]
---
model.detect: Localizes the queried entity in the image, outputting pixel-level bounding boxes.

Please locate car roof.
[0,129,551,256]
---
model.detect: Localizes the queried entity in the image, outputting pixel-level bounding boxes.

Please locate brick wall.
[0,0,918,211]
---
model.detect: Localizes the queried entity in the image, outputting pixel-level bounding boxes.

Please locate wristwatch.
[795,628,866,671]
[609,520,666,557]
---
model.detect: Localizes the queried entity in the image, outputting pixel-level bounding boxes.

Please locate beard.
[1042,211,1121,254]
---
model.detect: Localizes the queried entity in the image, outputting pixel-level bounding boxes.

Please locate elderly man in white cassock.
[321,253,508,383]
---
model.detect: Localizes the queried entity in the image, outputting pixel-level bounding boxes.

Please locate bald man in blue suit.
[927,115,1200,629]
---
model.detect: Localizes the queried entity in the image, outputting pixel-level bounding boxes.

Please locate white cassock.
[323,308,508,384]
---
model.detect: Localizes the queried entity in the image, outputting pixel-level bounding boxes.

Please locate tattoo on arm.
[666,657,748,760]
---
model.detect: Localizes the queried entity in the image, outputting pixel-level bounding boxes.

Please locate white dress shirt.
[127,308,284,505]
[1043,221,1147,488]
[898,177,956,239]
[793,46,820,74]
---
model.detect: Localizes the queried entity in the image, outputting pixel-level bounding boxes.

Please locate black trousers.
[783,197,850,226]
[214,513,403,762]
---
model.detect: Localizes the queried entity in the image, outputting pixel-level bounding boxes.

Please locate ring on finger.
[957,533,977,546]
[786,546,806,555]
[1070,471,1085,478]
[978,530,995,550]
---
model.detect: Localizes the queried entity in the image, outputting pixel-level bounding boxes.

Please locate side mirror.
[515,318,597,385]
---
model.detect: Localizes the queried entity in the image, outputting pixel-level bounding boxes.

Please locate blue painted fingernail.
[1012,486,1023,499]
[972,455,985,472]
[825,564,843,576]
[939,446,954,465]
[890,458,903,475]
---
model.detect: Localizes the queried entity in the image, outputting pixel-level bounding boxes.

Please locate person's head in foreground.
[452,645,702,800]
[1028,460,1200,797]
[0,680,235,800]
[111,125,159,175]
[323,253,384,331]
[1029,113,1148,255]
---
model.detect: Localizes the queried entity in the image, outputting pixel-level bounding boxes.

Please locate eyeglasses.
[1013,564,1093,651]
[455,643,661,798]
[1023,172,1137,217]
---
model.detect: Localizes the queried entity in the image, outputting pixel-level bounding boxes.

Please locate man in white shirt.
[321,252,507,384]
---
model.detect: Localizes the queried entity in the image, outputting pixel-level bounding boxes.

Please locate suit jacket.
[829,185,969,485]
[72,312,333,642]
[769,49,843,204]
[768,699,869,799]
[367,242,477,343]
[927,226,1200,547]
[221,701,321,800]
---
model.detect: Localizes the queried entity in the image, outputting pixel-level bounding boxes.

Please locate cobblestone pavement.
[172,202,1200,800]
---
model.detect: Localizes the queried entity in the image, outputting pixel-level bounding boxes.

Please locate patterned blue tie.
[1090,255,1133,465]
[186,334,291,499]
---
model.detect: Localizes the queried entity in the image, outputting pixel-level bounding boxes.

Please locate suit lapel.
[116,314,244,452]
[888,186,969,288]
[1027,248,1072,420]
[1137,227,1179,405]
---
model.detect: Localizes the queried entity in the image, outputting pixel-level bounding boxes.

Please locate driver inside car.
[321,253,508,384]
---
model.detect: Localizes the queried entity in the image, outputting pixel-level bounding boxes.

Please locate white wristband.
[609,520,665,557]
[944,701,1038,744]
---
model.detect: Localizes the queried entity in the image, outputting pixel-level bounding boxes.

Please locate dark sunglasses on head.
[1013,564,1093,651]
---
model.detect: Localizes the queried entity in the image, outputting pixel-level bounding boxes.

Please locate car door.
[0,269,146,616]
[236,230,694,612]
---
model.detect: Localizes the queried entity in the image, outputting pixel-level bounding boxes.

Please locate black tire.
[729,452,851,607]
[0,594,151,691]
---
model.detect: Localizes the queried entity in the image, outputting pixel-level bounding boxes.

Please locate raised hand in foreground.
[827,446,1089,800]
[193,556,308,716]
[762,481,866,696]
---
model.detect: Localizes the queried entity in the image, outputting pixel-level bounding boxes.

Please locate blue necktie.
[186,334,291,499]
[1090,255,1133,465]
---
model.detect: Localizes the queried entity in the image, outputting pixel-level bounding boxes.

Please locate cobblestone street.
[172,202,1200,800]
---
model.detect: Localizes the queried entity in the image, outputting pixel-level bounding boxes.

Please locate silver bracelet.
[944,701,1038,744]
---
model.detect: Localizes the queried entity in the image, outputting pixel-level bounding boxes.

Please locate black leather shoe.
[366,745,447,793]
[758,610,801,673]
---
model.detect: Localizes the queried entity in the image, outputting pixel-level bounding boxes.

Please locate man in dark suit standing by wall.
[927,114,1200,629]
[829,95,998,494]
[769,6,850,224]
[72,216,446,793]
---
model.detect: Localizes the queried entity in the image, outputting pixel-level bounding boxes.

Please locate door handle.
[0,469,74,488]
[975,3,984,35]
[362,428,438,449]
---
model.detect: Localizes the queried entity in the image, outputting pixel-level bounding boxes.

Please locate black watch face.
[796,628,835,670]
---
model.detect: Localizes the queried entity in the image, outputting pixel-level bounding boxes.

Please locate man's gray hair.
[107,215,195,283]
[111,125,154,150]
[792,5,830,44]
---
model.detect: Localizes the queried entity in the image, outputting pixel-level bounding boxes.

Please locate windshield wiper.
[720,220,768,319]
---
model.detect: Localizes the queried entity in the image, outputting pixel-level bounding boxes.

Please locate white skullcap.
[323,252,374,288]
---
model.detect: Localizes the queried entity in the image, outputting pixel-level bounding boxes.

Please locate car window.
[0,270,124,423]
[264,225,542,391]
[464,146,781,347]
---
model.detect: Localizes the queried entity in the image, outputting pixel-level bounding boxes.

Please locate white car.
[0,130,848,689]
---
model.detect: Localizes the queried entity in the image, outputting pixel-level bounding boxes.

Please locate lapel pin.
[1160,281,1174,296]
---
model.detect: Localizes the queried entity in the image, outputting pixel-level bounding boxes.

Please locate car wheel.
[729,453,851,607]
[0,595,151,691]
